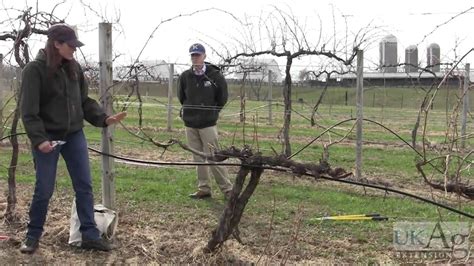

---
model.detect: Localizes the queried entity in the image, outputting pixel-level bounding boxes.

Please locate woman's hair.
[44,38,79,80]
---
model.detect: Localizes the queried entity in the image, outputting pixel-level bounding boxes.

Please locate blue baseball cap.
[189,43,205,55]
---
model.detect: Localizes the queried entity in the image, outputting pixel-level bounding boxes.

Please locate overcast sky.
[1,0,473,74]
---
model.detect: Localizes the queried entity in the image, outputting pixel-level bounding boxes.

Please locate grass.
[0,85,473,263]
[4,150,472,211]
[110,81,474,111]
[1,148,472,263]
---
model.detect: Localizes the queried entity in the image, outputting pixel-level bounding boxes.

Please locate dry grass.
[0,182,348,264]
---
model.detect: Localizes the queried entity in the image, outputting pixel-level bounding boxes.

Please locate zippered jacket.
[177,62,228,129]
[21,49,108,147]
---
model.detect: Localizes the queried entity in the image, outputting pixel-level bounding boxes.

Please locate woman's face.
[54,41,76,60]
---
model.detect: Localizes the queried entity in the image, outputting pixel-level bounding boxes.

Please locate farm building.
[114,60,176,82]
[230,58,283,83]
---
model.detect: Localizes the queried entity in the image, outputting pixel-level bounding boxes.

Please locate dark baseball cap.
[189,43,205,55]
[47,24,84,48]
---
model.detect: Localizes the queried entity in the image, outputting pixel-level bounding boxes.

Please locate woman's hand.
[38,141,54,153]
[105,112,127,126]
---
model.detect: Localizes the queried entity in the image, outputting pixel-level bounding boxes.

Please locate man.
[178,43,233,199]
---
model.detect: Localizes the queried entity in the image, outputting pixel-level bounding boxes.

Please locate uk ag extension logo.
[393,222,471,261]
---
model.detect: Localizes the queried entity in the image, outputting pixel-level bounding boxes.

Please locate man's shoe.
[189,191,212,199]
[81,237,112,251]
[19,237,39,254]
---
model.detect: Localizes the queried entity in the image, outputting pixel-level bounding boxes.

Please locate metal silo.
[427,43,440,72]
[379,34,398,73]
[405,45,418,73]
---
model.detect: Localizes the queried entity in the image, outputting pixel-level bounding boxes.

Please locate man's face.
[191,53,205,66]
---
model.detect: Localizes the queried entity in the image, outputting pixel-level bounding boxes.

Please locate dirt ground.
[0,141,385,264]
[0,176,471,264]
[0,181,344,264]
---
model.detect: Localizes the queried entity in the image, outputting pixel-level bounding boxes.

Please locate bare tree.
[0,3,64,222]
[0,53,4,140]
[219,6,377,156]
[414,49,474,200]
[303,69,354,125]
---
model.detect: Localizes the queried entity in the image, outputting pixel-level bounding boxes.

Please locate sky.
[0,0,473,75]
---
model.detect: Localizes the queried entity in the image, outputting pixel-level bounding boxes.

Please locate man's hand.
[105,112,127,126]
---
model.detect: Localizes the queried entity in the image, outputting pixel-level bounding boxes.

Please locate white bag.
[68,201,118,247]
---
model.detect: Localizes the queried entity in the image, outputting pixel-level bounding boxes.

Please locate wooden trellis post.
[355,50,364,179]
[461,63,470,149]
[167,63,174,131]
[268,70,273,125]
[99,23,115,209]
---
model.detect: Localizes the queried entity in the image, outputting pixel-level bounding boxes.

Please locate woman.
[19,24,126,253]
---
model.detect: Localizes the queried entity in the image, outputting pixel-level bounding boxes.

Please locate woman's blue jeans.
[26,129,100,241]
